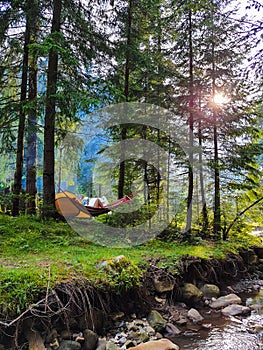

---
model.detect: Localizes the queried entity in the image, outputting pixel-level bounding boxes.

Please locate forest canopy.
[0,0,262,243]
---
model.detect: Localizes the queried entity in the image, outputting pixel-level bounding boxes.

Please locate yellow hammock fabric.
[55,191,92,219]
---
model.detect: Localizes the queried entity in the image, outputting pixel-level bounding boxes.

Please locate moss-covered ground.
[0,214,261,316]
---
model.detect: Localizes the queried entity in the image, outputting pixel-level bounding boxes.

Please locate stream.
[172,289,263,350]
[173,313,263,349]
[172,230,263,349]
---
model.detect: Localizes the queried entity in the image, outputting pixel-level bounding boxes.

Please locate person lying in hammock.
[55,190,139,218]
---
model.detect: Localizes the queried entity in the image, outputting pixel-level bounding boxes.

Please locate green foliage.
[99,256,143,293]
[100,201,158,229]
[0,192,13,214]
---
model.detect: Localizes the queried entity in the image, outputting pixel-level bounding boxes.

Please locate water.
[174,314,263,349]
[172,294,263,350]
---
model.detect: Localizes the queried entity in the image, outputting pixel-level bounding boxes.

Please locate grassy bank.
[0,214,261,316]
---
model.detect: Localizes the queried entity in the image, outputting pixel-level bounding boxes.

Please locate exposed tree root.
[178,253,247,286]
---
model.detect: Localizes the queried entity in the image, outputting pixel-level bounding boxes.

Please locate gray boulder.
[153,277,175,293]
[147,310,166,332]
[164,322,181,336]
[187,308,204,323]
[144,325,155,336]
[200,284,220,299]
[83,329,98,350]
[221,304,251,316]
[210,294,241,309]
[182,283,203,302]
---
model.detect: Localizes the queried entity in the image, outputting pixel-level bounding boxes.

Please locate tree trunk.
[118,0,132,199]
[12,14,30,216]
[185,9,194,237]
[118,127,127,199]
[156,10,162,202]
[213,111,221,238]
[211,36,221,239]
[43,0,62,217]
[198,91,208,234]
[26,0,38,215]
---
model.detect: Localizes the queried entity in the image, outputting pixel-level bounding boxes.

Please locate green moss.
[100,256,143,293]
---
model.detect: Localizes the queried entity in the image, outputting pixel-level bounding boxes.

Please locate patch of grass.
[0,214,261,316]
[0,266,46,315]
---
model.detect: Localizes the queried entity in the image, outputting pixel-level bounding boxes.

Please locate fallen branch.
[0,296,47,328]
[224,196,263,239]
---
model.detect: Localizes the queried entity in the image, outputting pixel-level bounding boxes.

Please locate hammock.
[55,190,138,218]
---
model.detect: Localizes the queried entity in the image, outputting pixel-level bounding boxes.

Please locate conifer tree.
[26,0,39,214]
[42,0,62,217]
[12,0,30,216]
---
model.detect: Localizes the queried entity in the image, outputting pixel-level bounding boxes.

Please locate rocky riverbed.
[40,278,263,350]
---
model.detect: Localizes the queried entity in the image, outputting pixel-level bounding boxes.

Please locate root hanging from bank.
[0,280,112,349]
[178,253,247,285]
[0,278,151,349]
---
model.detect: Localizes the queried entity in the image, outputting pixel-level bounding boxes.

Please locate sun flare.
[213,92,230,105]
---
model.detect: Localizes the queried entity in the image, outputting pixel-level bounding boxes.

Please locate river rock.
[144,325,155,336]
[127,321,139,332]
[187,308,204,323]
[58,340,81,350]
[106,342,121,350]
[127,319,147,333]
[49,338,60,349]
[83,329,98,350]
[111,312,125,321]
[210,293,241,309]
[182,283,203,302]
[147,310,166,332]
[127,339,180,350]
[221,304,251,316]
[138,332,150,343]
[153,277,175,293]
[200,284,220,299]
[254,325,263,333]
[175,316,188,326]
[240,249,258,265]
[164,322,181,336]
